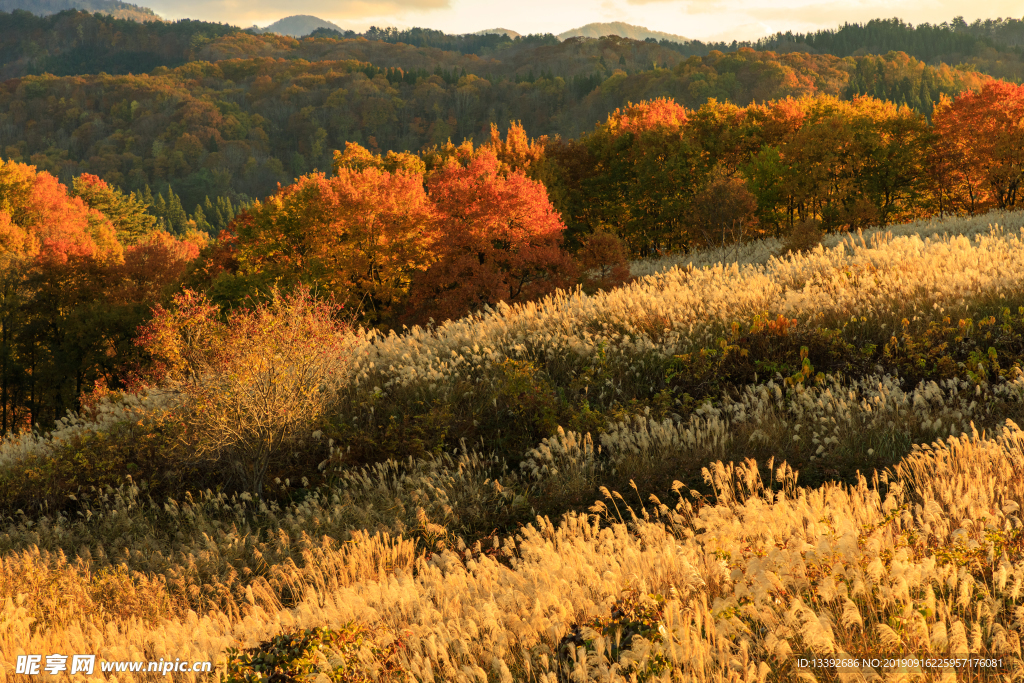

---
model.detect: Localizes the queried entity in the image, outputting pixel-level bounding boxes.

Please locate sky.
[142,0,1024,42]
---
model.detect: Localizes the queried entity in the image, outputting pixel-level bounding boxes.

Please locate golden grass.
[7,421,1024,681]
[5,210,1024,680]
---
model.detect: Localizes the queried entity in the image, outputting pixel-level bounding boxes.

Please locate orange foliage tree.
[0,160,121,263]
[406,146,576,323]
[0,160,202,434]
[227,145,436,325]
[931,81,1024,213]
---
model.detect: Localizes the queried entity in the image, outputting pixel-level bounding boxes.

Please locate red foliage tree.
[931,81,1024,212]
[0,159,121,263]
[229,152,436,324]
[407,147,576,323]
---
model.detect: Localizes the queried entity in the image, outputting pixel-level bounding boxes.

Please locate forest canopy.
[0,10,1021,437]
[0,45,990,214]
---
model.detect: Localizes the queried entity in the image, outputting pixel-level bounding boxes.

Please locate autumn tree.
[228,143,435,325]
[0,159,121,263]
[407,146,576,324]
[687,174,761,247]
[754,96,929,232]
[580,98,709,255]
[0,160,205,435]
[114,230,208,304]
[931,81,1024,212]
[848,97,931,224]
[485,121,546,173]
[573,229,631,294]
[71,173,158,246]
[0,160,126,429]
[136,287,351,497]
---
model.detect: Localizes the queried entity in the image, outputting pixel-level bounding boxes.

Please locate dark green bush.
[223,625,407,683]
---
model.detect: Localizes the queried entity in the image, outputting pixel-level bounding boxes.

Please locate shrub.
[137,287,352,497]
[573,229,632,294]
[223,625,408,683]
[781,216,824,253]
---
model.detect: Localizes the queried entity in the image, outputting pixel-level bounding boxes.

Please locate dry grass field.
[6,210,1024,681]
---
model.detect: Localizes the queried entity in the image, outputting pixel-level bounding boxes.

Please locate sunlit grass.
[3,210,1024,680]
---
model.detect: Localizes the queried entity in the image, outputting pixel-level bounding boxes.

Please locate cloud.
[623,0,724,10]
[741,0,1024,30]
[683,1,728,14]
[701,21,774,41]
[620,0,727,17]
[146,0,449,25]
[745,1,891,26]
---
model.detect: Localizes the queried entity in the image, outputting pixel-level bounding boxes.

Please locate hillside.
[4,205,1024,679]
[259,14,345,37]
[0,77,1019,452]
[0,12,1021,674]
[0,45,985,216]
[0,0,159,21]
[5,10,1024,682]
[558,21,689,43]
[0,9,237,79]
[0,11,1020,83]
[473,27,521,38]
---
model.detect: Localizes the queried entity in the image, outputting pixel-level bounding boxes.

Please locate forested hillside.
[0,44,988,214]
[0,0,159,21]
[750,17,1024,82]
[0,10,236,79]
[5,11,1024,681]
[0,9,1017,437]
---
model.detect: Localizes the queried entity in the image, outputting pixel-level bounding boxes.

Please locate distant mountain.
[473,28,521,39]
[0,0,160,21]
[558,22,688,44]
[259,15,344,38]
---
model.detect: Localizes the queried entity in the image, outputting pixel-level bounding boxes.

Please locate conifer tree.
[203,196,222,233]
[71,174,158,246]
[152,191,167,217]
[193,203,213,234]
[166,187,188,235]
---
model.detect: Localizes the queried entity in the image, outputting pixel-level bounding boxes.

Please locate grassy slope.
[4,211,1024,679]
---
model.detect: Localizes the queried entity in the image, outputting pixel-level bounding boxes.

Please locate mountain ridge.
[473,27,522,38]
[557,21,689,43]
[0,0,160,22]
[258,14,345,38]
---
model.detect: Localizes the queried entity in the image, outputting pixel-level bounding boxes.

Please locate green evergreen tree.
[71,175,158,245]
[166,187,188,235]
[217,195,237,229]
[193,203,213,233]
[203,196,222,232]
[152,191,168,225]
